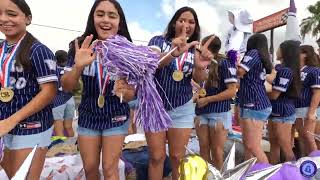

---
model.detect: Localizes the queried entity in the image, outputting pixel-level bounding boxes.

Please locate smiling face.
[93,0,120,40]
[174,11,195,38]
[0,0,30,43]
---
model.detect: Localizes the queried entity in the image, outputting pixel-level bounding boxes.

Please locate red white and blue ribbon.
[175,51,188,71]
[96,54,110,97]
[0,37,24,88]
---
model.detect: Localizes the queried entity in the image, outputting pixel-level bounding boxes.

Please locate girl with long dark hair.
[268,40,301,164]
[61,1,135,179]
[237,33,273,163]
[0,0,57,178]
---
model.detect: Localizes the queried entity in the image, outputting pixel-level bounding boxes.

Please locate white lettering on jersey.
[228,68,237,75]
[83,63,96,76]
[301,72,308,81]
[242,56,252,63]
[279,78,289,85]
[44,59,56,71]
[15,77,27,89]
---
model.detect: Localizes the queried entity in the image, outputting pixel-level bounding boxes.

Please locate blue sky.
[1,0,317,51]
[118,0,167,32]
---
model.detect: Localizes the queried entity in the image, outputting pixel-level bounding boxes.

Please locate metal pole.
[270,29,274,62]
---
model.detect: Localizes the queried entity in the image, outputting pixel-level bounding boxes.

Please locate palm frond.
[300,1,320,39]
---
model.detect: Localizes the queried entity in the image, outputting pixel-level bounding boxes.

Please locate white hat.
[228,9,253,33]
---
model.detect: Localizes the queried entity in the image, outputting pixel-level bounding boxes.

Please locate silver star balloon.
[245,164,282,180]
[208,163,223,180]
[222,157,257,180]
[221,142,236,173]
[11,144,38,180]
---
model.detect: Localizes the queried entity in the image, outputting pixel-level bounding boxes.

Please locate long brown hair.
[69,0,132,58]
[10,0,36,71]
[300,45,320,67]
[202,35,223,88]
[279,40,301,98]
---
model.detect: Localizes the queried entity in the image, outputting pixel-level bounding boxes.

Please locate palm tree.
[300,1,320,39]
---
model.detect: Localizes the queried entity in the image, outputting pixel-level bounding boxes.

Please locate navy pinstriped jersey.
[295,66,320,108]
[270,66,296,117]
[238,49,271,110]
[52,66,72,108]
[0,41,57,135]
[148,35,194,110]
[65,53,129,130]
[196,59,237,114]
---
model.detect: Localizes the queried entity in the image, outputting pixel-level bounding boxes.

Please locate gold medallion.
[198,88,207,98]
[97,95,105,108]
[172,70,184,82]
[0,88,14,103]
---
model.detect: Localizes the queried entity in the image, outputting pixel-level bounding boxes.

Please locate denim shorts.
[77,120,129,137]
[167,100,195,128]
[128,99,139,109]
[240,107,272,121]
[52,97,76,120]
[3,126,53,150]
[198,111,232,131]
[295,107,320,119]
[270,114,296,124]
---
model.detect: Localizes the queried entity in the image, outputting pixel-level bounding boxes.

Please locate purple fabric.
[95,35,172,132]
[289,0,297,13]
[309,150,320,157]
[0,137,3,162]
[227,50,238,66]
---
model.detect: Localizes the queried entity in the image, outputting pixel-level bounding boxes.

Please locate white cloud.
[0,0,92,52]
[128,22,162,45]
[175,0,319,49]
[159,0,175,19]
[1,0,319,53]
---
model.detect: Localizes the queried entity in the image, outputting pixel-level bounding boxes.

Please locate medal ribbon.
[0,36,24,88]
[201,81,206,89]
[175,51,188,71]
[96,55,110,96]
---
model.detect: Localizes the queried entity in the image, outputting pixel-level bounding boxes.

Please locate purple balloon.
[271,163,306,180]
[248,162,272,172]
[242,162,306,180]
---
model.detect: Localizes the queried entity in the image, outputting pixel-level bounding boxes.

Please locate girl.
[268,40,301,164]
[295,45,320,155]
[195,35,237,169]
[147,7,209,180]
[52,50,75,137]
[237,33,273,163]
[0,0,57,179]
[61,1,135,179]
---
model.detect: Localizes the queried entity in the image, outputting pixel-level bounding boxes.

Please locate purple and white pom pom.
[95,35,172,132]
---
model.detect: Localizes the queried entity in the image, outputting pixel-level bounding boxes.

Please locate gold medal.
[198,88,207,98]
[0,88,14,103]
[172,70,184,82]
[97,95,105,108]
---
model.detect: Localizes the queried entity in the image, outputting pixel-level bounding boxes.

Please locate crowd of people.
[0,0,320,180]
